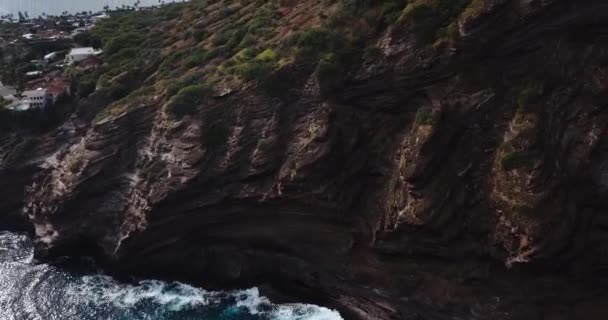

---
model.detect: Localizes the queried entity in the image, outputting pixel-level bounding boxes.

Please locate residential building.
[78,56,102,70]
[65,47,102,65]
[22,88,49,109]
[45,70,63,82]
[46,80,72,102]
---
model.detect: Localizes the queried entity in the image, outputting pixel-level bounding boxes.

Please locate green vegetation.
[73,71,101,97]
[415,107,434,125]
[287,28,360,93]
[403,0,471,44]
[500,144,535,171]
[461,0,486,20]
[516,87,541,114]
[329,0,408,27]
[141,158,166,180]
[183,49,210,69]
[204,121,231,149]
[363,46,383,61]
[166,84,211,119]
[192,26,207,43]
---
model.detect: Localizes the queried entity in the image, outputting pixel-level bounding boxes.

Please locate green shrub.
[204,121,231,149]
[184,49,209,69]
[235,60,274,81]
[166,84,210,119]
[296,29,331,53]
[501,150,533,171]
[256,48,277,61]
[461,0,485,20]
[403,0,470,44]
[104,32,146,55]
[77,73,100,97]
[415,107,434,125]
[317,53,342,86]
[193,28,207,42]
[516,87,539,113]
[405,5,441,44]
[329,0,407,27]
[166,82,183,98]
[363,46,382,61]
[109,83,131,100]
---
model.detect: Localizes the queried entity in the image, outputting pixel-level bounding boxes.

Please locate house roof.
[45,70,63,79]
[50,79,71,88]
[47,85,64,95]
[23,88,47,97]
[79,56,102,67]
[69,47,95,55]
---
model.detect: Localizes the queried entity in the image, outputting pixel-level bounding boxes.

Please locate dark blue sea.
[0,231,342,320]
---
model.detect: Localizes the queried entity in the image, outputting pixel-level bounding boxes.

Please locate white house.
[92,13,110,22]
[65,47,103,65]
[22,88,49,109]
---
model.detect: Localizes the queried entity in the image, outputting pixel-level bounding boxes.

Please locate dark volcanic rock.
[2,1,608,319]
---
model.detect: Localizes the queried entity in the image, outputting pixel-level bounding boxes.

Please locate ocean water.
[0,231,342,320]
[0,0,186,17]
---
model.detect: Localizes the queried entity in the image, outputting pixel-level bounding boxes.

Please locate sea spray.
[0,231,343,320]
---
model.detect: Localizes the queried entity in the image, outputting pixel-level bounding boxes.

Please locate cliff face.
[2,0,608,319]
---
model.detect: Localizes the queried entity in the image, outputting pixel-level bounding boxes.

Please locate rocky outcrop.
[2,0,608,319]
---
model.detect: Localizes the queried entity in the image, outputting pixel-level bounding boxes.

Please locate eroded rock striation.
[2,0,608,319]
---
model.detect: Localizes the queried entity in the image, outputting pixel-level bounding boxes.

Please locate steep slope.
[2,0,608,319]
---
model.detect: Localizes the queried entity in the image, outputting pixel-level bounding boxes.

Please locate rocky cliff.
[2,0,608,319]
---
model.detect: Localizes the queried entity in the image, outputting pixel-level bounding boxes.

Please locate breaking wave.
[0,231,342,320]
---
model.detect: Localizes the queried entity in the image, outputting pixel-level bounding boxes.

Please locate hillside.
[2,0,608,319]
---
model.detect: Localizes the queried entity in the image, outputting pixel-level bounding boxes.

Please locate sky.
[0,0,185,17]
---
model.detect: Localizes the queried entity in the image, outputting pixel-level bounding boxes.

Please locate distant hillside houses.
[1,11,110,113]
[3,71,71,112]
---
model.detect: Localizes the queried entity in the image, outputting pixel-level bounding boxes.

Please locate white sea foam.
[234,287,271,314]
[272,304,344,320]
[69,275,344,319]
[0,231,344,320]
[71,275,217,311]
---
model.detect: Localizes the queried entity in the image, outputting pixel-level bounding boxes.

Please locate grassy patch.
[141,158,166,180]
[402,0,471,44]
[415,106,434,125]
[461,0,485,20]
[500,146,534,171]
[166,84,211,119]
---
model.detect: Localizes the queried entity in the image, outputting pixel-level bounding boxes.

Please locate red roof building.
[78,56,102,70]
[44,70,63,82]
